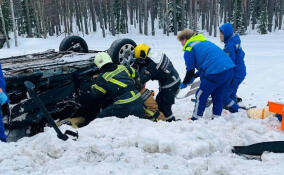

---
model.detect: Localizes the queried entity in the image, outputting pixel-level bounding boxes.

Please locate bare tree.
[209,0,213,36]
[139,0,143,34]
[1,0,284,42]
[89,0,97,32]
[213,0,217,37]
[10,0,18,46]
[0,4,10,48]
[144,0,148,35]
[98,0,105,37]
[173,0,177,35]
[193,0,198,31]
[267,0,274,32]
[181,0,185,30]
[165,0,169,36]
[151,0,156,35]
[24,0,32,37]
[279,0,284,29]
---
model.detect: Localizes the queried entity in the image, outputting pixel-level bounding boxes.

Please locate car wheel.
[59,36,89,53]
[108,38,137,66]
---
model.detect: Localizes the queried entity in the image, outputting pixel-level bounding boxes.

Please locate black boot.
[166,115,181,122]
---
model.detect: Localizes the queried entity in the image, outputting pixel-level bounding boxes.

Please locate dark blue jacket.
[219,23,246,79]
[183,34,235,78]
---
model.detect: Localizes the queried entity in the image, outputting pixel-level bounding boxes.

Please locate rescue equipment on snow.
[232,141,284,156]
[25,81,79,141]
[268,101,284,130]
[176,80,201,99]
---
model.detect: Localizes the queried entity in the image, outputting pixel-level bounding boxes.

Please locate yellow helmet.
[134,44,151,59]
[94,52,113,69]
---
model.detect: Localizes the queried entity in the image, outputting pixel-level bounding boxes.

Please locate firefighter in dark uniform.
[134,44,180,122]
[133,75,166,122]
[91,52,145,119]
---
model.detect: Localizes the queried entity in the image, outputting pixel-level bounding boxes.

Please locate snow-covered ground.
[0,31,284,175]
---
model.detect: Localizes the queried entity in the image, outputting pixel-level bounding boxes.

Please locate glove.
[179,83,187,89]
[0,92,8,105]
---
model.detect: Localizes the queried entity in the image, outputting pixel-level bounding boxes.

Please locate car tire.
[59,36,89,53]
[108,38,137,66]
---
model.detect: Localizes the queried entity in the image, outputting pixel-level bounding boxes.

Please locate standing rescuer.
[134,44,180,122]
[219,23,246,112]
[177,29,235,120]
[91,52,145,119]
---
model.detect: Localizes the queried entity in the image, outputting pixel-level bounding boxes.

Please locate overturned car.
[1,36,137,141]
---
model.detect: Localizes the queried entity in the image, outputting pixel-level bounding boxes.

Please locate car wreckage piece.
[1,36,137,141]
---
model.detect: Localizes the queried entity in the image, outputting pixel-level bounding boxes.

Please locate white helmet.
[94,52,113,69]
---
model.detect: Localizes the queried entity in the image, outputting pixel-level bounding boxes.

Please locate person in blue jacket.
[177,29,235,120]
[0,63,8,142]
[219,23,246,112]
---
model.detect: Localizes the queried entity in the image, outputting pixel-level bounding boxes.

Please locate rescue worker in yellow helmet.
[91,52,144,119]
[134,44,180,122]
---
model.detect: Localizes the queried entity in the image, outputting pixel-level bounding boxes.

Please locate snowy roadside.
[0,32,284,174]
[0,116,284,175]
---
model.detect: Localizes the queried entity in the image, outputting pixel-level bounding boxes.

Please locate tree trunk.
[78,0,84,35]
[193,0,198,31]
[181,0,185,30]
[0,5,10,48]
[173,0,177,35]
[32,0,41,37]
[10,0,18,46]
[201,0,206,30]
[39,0,47,38]
[233,0,237,31]
[206,1,209,32]
[279,0,283,29]
[144,0,148,35]
[124,0,128,33]
[68,0,73,34]
[98,0,105,37]
[209,0,213,36]
[213,0,217,37]
[89,0,96,32]
[139,0,143,34]
[110,0,115,36]
[130,0,134,25]
[267,0,274,32]
[55,0,61,36]
[189,0,192,28]
[151,0,155,35]
[163,0,166,34]
[103,1,108,30]
[165,0,169,36]
[62,0,68,34]
[83,0,89,35]
[25,0,32,37]
[74,0,81,32]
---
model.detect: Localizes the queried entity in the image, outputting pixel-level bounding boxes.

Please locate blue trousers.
[223,77,244,112]
[193,69,233,118]
[0,110,6,142]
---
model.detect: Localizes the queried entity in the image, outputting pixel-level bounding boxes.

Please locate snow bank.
[0,115,284,175]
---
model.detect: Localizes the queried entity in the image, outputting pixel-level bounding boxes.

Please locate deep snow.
[0,31,284,175]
